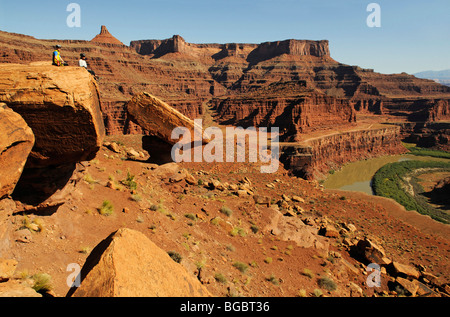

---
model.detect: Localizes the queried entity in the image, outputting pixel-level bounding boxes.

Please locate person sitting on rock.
[78,53,97,78]
[52,45,68,66]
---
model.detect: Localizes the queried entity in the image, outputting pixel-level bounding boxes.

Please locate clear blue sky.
[0,0,449,74]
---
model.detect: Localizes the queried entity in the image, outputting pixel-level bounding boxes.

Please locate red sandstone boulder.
[68,228,212,297]
[0,104,35,198]
[0,64,105,168]
[127,92,209,145]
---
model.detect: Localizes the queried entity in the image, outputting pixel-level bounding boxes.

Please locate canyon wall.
[1,27,449,179]
[2,28,450,137]
[280,125,407,179]
[211,84,356,141]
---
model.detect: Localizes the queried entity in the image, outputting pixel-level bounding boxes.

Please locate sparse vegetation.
[267,274,280,285]
[31,273,53,293]
[214,273,227,284]
[167,251,183,263]
[98,200,114,216]
[233,261,249,273]
[250,224,259,234]
[230,227,247,237]
[220,206,233,217]
[79,246,91,254]
[264,257,273,264]
[21,216,44,233]
[83,173,98,185]
[317,276,337,291]
[298,289,308,297]
[121,171,137,190]
[184,213,197,221]
[313,289,323,297]
[301,268,315,279]
[130,193,142,202]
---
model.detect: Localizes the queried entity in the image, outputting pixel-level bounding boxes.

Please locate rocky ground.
[1,134,448,298]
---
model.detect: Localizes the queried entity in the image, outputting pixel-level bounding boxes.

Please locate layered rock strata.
[280,125,407,179]
[211,82,356,141]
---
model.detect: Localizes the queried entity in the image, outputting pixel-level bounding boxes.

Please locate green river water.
[323,154,450,195]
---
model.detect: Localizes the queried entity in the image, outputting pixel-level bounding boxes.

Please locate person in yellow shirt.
[52,45,68,66]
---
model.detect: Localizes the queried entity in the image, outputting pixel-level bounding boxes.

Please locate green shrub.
[32,273,53,293]
[167,251,183,263]
[214,273,227,284]
[185,213,197,221]
[301,268,314,279]
[98,200,114,216]
[233,261,249,273]
[317,276,337,291]
[220,206,233,217]
[121,172,137,190]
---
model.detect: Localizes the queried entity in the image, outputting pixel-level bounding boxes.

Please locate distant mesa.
[91,25,124,46]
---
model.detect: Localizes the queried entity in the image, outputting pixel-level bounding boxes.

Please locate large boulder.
[0,64,105,168]
[68,228,212,297]
[0,104,35,198]
[127,92,209,145]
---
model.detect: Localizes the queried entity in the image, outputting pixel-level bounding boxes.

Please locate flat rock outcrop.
[68,228,212,297]
[0,64,105,168]
[126,92,209,145]
[0,104,35,198]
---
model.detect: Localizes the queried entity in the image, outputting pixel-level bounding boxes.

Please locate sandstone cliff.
[0,64,105,168]
[0,104,35,198]
[280,125,407,179]
[2,28,450,137]
[211,82,356,141]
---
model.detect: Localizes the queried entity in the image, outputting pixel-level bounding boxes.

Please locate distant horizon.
[0,0,449,75]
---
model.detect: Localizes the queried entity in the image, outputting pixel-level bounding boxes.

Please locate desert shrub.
[83,173,98,185]
[167,251,183,263]
[267,274,279,285]
[214,273,227,284]
[130,193,142,202]
[184,213,197,221]
[298,289,308,297]
[150,204,160,211]
[98,200,114,216]
[313,289,323,297]
[229,227,246,237]
[220,206,233,217]
[317,276,337,291]
[301,268,315,279]
[121,172,137,190]
[233,261,249,273]
[32,273,53,293]
[250,224,259,234]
